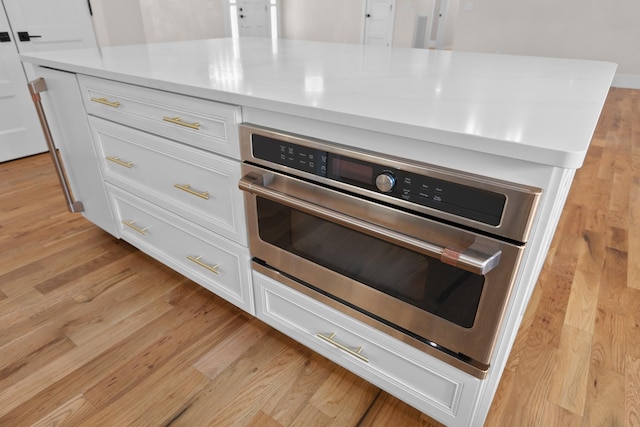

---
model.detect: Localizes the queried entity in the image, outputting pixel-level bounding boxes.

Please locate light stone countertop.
[21,37,617,168]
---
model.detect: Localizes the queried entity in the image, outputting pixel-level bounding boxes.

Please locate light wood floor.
[0,87,638,426]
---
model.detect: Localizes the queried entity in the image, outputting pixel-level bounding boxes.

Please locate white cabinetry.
[36,68,483,424]
[88,117,246,244]
[109,185,252,312]
[78,75,241,158]
[74,73,253,314]
[34,67,117,236]
[253,269,482,427]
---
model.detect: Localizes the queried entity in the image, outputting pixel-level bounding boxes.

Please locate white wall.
[139,0,228,43]
[279,0,439,48]
[279,0,364,44]
[91,0,227,46]
[452,0,640,88]
[440,0,459,49]
[91,0,443,49]
[392,0,435,48]
[91,0,146,46]
[91,0,639,88]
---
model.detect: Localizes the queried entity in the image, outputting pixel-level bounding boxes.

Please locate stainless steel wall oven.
[239,124,541,378]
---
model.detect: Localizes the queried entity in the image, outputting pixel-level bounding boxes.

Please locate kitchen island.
[22,38,616,426]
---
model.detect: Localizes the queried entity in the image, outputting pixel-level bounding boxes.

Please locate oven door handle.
[239,173,502,275]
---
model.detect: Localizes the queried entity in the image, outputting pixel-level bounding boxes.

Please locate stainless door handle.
[239,174,501,275]
[28,78,84,213]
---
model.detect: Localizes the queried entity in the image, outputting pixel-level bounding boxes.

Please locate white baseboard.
[612,73,640,89]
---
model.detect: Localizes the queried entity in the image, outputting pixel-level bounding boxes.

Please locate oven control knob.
[375,172,396,193]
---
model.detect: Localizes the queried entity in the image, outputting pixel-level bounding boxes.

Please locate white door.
[434,0,451,49]
[0,0,97,162]
[364,0,396,46]
[3,0,97,52]
[236,0,270,38]
[3,0,97,80]
[0,7,46,162]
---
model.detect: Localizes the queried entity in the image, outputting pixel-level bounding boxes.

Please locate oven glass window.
[256,197,485,328]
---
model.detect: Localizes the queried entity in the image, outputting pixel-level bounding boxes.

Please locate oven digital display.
[329,155,374,185]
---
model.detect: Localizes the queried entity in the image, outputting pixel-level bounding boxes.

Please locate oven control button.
[375,172,396,192]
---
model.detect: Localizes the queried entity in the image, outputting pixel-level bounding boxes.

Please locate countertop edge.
[21,50,616,170]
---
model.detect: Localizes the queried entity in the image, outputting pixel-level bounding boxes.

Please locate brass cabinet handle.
[163,116,201,130]
[91,97,121,108]
[122,220,147,235]
[174,183,209,200]
[28,78,84,213]
[187,255,219,274]
[106,156,134,168]
[317,332,369,363]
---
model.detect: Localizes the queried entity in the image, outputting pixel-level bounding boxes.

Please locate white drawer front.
[91,116,246,245]
[78,75,241,159]
[253,270,481,427]
[108,184,253,314]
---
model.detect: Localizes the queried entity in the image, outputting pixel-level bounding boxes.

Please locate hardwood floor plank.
[191,342,313,426]
[0,196,66,246]
[629,182,640,290]
[531,269,574,347]
[307,368,379,422]
[548,325,592,415]
[627,306,640,360]
[30,394,96,427]
[358,391,445,427]
[485,327,558,426]
[0,291,176,420]
[245,410,285,427]
[7,273,192,422]
[287,403,334,427]
[90,366,210,427]
[582,364,625,427]
[0,320,76,389]
[0,251,161,350]
[563,267,601,336]
[541,401,583,427]
[625,356,640,427]
[0,290,77,348]
[591,307,627,375]
[0,227,115,297]
[166,330,312,426]
[193,315,271,380]
[83,288,240,409]
[597,247,630,315]
[0,220,106,281]
[0,294,177,426]
[33,241,134,296]
[261,352,338,426]
[62,259,186,346]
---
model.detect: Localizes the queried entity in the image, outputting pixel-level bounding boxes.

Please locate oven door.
[239,164,524,373]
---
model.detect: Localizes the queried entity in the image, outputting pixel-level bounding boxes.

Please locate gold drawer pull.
[106,156,134,168]
[187,255,219,274]
[91,97,121,108]
[163,116,201,130]
[174,183,209,200]
[122,220,147,235]
[317,332,369,363]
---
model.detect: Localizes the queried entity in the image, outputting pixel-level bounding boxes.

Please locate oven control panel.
[250,133,506,227]
[252,134,329,176]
